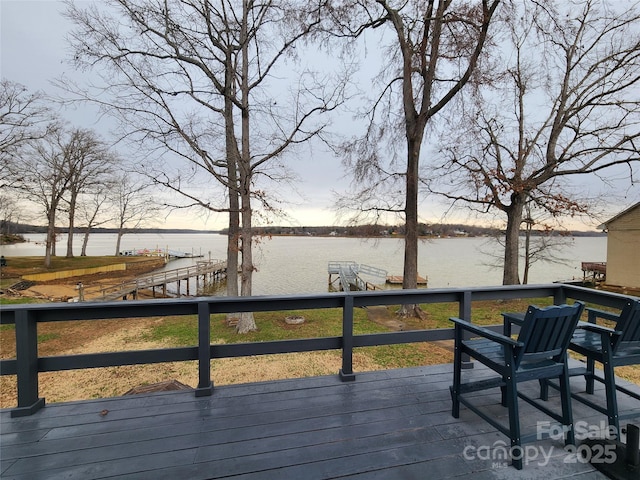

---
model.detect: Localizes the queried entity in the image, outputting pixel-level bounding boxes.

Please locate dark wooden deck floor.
[2,362,639,479]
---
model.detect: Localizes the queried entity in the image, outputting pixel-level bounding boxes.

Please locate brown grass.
[0,316,387,407]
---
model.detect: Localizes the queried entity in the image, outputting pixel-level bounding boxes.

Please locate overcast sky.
[1,0,357,230]
[2,0,638,231]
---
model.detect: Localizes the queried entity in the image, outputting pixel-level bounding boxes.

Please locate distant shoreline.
[3,222,606,243]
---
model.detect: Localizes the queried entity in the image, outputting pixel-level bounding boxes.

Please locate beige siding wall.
[606,206,640,289]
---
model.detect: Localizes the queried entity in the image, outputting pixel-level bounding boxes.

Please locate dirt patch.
[2,258,166,302]
[366,306,406,330]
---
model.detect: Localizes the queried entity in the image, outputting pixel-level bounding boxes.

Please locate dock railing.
[0,284,636,417]
[91,260,227,301]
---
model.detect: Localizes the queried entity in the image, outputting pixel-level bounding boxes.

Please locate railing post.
[554,285,567,306]
[339,294,356,382]
[195,301,214,397]
[460,290,474,370]
[12,310,45,417]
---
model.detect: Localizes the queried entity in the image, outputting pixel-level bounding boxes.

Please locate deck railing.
[0,283,635,417]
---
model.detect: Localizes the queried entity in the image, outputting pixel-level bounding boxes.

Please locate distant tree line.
[3,221,605,241]
[227,223,605,238]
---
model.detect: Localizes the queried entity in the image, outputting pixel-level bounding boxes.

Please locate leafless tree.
[77,187,112,256]
[479,202,575,285]
[430,0,640,284]
[0,193,19,236]
[329,0,500,316]
[0,79,54,186]
[9,124,70,267]
[63,0,346,333]
[61,128,116,257]
[110,173,159,256]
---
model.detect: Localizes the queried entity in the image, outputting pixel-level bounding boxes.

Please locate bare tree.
[330,0,499,316]
[520,203,576,285]
[9,124,70,267]
[430,0,640,284]
[479,202,575,285]
[0,193,19,236]
[63,0,346,333]
[0,79,54,186]
[110,173,159,256]
[77,187,112,256]
[62,128,115,257]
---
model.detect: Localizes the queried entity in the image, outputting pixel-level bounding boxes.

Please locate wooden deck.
[1,362,639,479]
[386,275,428,285]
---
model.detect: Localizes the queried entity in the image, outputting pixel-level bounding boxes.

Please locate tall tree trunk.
[236,183,256,333]
[235,0,257,334]
[66,191,78,257]
[399,136,422,318]
[81,227,90,256]
[503,196,525,285]
[223,42,240,332]
[115,230,124,256]
[523,220,532,285]
[51,230,56,257]
[226,190,240,296]
[44,210,56,268]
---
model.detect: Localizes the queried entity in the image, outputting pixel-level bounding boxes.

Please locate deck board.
[1,362,639,479]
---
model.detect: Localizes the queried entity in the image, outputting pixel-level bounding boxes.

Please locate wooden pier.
[386,275,428,286]
[328,261,387,292]
[92,260,227,301]
[119,248,204,259]
[581,261,606,284]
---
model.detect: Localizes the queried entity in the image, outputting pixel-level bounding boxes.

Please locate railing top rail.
[2,283,635,325]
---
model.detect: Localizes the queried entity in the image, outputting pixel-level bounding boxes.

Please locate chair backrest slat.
[614,300,640,349]
[516,302,585,366]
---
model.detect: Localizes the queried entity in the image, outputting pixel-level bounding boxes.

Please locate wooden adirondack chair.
[543,299,640,437]
[451,302,585,469]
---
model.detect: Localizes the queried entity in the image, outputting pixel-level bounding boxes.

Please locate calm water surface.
[1,233,606,296]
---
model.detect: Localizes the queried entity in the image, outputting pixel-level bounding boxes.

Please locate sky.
[1,0,638,232]
[1,0,351,231]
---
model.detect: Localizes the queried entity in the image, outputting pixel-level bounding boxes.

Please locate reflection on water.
[2,233,606,296]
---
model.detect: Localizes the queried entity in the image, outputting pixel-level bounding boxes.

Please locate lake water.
[1,233,607,296]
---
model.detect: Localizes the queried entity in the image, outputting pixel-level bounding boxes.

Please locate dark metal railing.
[0,283,635,417]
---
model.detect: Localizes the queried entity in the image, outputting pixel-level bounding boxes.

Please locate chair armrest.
[502,312,525,325]
[586,307,620,323]
[578,322,622,337]
[501,312,525,337]
[450,317,522,347]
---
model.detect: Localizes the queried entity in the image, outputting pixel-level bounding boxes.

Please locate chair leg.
[559,362,575,446]
[585,357,595,394]
[505,380,522,469]
[539,379,549,401]
[602,358,620,438]
[452,329,462,418]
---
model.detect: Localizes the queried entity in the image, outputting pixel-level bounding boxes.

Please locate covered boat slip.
[2,363,640,480]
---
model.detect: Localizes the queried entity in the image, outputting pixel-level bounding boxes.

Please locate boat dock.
[581,261,606,284]
[91,260,227,301]
[386,275,428,286]
[328,261,388,292]
[119,248,204,259]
